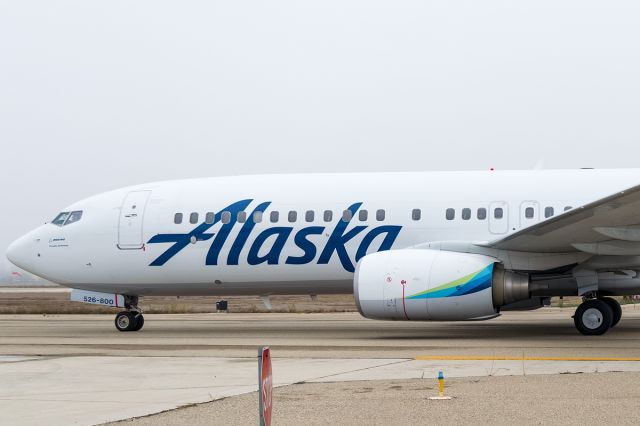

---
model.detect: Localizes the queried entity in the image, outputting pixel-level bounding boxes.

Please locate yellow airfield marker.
[416,356,640,362]
[428,370,453,401]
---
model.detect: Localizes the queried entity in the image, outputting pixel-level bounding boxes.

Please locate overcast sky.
[2,0,640,270]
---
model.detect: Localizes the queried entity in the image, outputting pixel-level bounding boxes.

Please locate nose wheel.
[114,295,144,332]
[115,311,145,332]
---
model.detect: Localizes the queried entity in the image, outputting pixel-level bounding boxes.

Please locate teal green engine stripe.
[406,263,494,299]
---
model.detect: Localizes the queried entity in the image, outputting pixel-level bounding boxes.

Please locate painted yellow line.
[415,356,640,362]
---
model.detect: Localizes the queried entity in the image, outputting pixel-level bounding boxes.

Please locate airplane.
[7,168,640,335]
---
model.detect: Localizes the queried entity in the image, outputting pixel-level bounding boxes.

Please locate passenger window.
[288,211,297,223]
[494,208,504,219]
[190,212,199,224]
[65,211,83,225]
[525,207,534,219]
[324,210,333,222]
[237,212,247,224]
[253,211,263,223]
[342,210,353,222]
[205,212,215,224]
[462,208,471,220]
[545,207,554,218]
[359,210,368,221]
[221,211,231,224]
[305,210,315,222]
[270,211,279,223]
[412,209,421,221]
[174,213,183,224]
[376,209,386,221]
[477,208,487,220]
[564,206,573,212]
[446,208,455,220]
[52,212,70,226]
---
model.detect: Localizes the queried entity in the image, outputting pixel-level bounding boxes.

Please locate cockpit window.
[52,211,83,227]
[65,211,83,225]
[52,212,70,226]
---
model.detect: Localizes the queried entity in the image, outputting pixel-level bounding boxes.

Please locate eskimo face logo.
[147,200,402,272]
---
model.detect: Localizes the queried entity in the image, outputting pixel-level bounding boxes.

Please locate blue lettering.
[148,199,251,266]
[317,203,367,273]
[248,227,293,265]
[147,222,214,266]
[227,202,272,265]
[205,200,253,265]
[355,225,402,262]
[286,226,325,265]
[147,200,403,272]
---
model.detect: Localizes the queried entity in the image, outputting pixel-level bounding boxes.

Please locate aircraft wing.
[485,183,640,254]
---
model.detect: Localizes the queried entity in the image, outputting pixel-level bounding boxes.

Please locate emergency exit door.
[489,201,509,234]
[118,190,151,249]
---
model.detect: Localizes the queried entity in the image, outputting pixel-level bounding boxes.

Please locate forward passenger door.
[118,191,152,249]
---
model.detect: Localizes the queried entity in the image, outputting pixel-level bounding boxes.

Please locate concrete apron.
[2,355,640,426]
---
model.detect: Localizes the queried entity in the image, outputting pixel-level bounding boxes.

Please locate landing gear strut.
[573,297,617,336]
[114,296,144,332]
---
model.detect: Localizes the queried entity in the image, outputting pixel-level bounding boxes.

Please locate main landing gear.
[114,295,144,332]
[573,296,621,336]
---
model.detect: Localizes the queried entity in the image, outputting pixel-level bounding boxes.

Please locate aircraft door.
[489,201,509,234]
[118,190,152,250]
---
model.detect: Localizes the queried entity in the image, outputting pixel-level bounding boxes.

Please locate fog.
[2,1,640,269]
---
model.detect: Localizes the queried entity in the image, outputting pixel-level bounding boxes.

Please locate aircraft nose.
[6,233,37,272]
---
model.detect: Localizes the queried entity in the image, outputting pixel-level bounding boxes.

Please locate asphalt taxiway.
[3,308,640,425]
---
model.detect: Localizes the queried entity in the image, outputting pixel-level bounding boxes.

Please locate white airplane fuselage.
[7,169,640,296]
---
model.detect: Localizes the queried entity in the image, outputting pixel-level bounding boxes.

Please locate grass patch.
[0,293,358,314]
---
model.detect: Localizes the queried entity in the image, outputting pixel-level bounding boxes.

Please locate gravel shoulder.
[111,372,640,426]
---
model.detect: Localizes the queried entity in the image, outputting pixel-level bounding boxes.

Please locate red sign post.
[258,346,272,426]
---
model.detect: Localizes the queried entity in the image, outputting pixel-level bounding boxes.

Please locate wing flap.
[593,226,640,242]
[572,241,640,256]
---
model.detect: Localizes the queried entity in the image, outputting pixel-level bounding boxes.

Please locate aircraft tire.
[600,297,622,328]
[115,311,137,332]
[574,299,613,336]
[132,314,145,331]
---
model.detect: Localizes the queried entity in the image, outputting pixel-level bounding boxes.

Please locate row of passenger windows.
[173,204,575,225]
[445,205,573,221]
[174,208,426,225]
[446,207,491,221]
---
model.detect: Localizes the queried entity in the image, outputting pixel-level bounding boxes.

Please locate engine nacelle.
[354,249,530,321]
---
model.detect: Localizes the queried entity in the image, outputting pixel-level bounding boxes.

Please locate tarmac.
[2,307,640,425]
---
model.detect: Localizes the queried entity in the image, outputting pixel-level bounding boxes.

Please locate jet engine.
[354,249,530,321]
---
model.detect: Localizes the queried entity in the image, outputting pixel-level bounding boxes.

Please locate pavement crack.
[301,358,413,383]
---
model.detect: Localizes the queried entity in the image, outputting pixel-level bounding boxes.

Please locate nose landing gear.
[573,296,621,336]
[114,296,144,332]
[115,311,144,332]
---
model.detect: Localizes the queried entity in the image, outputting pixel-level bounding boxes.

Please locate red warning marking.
[401,285,410,320]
